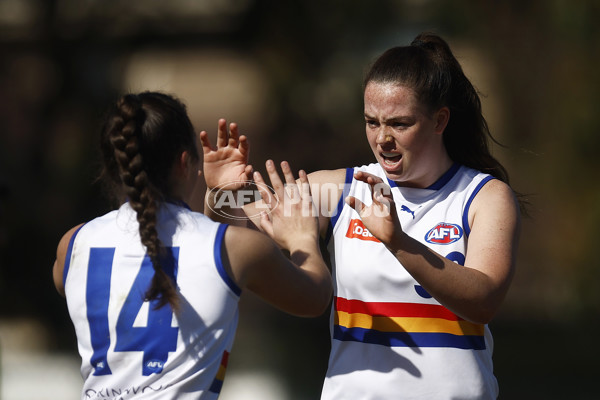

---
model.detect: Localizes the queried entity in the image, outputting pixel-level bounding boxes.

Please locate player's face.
[364,82,449,188]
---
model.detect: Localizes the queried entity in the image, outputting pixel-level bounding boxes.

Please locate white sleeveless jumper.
[321,163,498,400]
[64,202,240,399]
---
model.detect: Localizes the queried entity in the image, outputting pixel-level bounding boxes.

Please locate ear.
[175,151,193,178]
[434,107,450,135]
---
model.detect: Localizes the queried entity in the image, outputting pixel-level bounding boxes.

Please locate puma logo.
[400,205,416,219]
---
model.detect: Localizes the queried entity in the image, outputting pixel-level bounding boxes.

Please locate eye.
[365,119,379,128]
[391,121,408,129]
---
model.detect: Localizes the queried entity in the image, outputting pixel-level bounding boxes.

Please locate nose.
[375,129,394,145]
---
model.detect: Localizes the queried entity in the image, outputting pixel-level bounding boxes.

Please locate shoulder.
[476,178,518,207]
[57,223,86,254]
[306,168,351,234]
[53,223,86,297]
[160,203,222,236]
[307,168,349,186]
[224,225,277,259]
[468,177,520,229]
[309,164,383,180]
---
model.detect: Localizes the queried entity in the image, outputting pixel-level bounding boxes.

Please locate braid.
[107,94,180,312]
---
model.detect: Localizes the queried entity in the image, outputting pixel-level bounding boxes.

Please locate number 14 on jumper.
[85,247,180,376]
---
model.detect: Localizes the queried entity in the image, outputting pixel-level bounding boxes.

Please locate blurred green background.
[1,0,599,399]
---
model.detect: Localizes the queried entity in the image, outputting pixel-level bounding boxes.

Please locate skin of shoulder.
[305,168,348,237]
[467,178,520,231]
[53,223,85,297]
[221,225,332,317]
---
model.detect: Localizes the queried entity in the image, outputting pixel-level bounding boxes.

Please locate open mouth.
[381,152,402,166]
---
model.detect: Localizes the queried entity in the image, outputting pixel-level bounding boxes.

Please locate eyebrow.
[364,113,414,124]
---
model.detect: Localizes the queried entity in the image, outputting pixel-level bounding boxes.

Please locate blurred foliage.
[0,0,599,398]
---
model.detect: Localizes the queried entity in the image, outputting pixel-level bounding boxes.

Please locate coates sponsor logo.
[207,181,277,221]
[425,223,463,244]
[345,219,381,242]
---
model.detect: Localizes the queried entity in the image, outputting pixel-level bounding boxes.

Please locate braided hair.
[99,91,199,311]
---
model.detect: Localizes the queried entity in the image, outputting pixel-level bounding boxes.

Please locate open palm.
[200,119,253,190]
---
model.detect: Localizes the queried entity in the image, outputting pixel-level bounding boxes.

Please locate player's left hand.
[345,171,401,245]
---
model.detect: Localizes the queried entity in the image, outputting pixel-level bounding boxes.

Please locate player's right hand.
[200,118,253,190]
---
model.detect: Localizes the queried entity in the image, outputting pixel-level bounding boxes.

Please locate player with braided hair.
[52,91,331,399]
[105,93,187,311]
[101,92,202,311]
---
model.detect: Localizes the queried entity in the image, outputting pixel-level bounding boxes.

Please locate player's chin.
[378,164,403,183]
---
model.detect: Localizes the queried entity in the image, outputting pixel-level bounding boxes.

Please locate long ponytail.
[364,32,529,213]
[363,32,509,183]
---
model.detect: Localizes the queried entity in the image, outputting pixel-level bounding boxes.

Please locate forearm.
[289,239,332,313]
[387,233,508,324]
[204,189,250,225]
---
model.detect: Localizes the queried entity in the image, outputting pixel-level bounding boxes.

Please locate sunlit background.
[1,0,599,399]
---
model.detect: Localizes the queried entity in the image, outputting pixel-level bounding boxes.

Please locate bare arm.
[222,162,332,316]
[53,223,84,297]
[303,168,348,238]
[223,226,331,316]
[347,172,520,324]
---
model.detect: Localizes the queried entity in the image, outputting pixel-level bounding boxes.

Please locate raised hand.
[200,118,253,190]
[345,171,401,246]
[253,160,319,251]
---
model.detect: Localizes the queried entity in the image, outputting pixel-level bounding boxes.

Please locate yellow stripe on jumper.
[336,310,484,336]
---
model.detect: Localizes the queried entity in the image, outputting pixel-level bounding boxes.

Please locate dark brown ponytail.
[364,32,528,213]
[100,92,199,311]
[363,32,509,183]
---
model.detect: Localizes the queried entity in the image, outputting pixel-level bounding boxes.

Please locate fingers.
[354,171,393,206]
[214,119,248,151]
[345,196,364,213]
[257,160,313,213]
[264,159,284,193]
[238,134,250,157]
[199,131,213,154]
[279,161,296,185]
[354,171,384,187]
[253,170,275,208]
[228,122,239,144]
[354,171,377,199]
[267,160,305,204]
[379,191,396,215]
[259,211,273,236]
[298,169,312,198]
[216,119,239,147]
[297,169,316,216]
[244,164,254,180]
[216,119,228,148]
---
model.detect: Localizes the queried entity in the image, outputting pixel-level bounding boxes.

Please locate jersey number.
[414,251,465,299]
[86,247,180,376]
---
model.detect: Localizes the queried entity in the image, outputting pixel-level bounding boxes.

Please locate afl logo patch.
[425,223,463,244]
